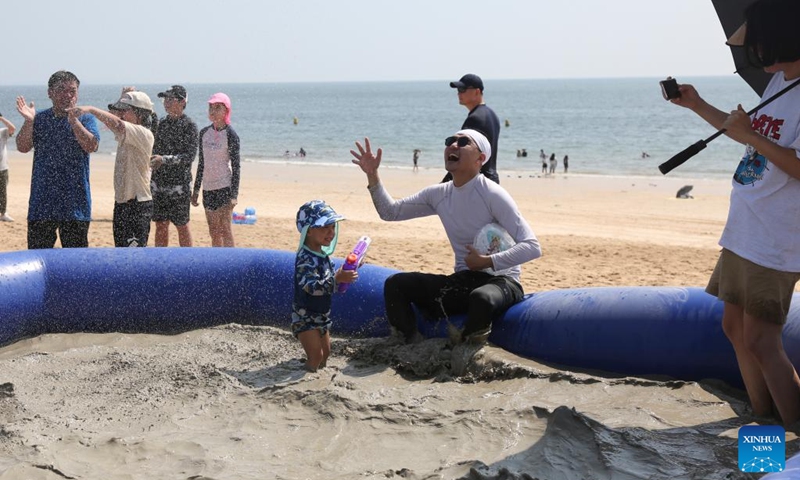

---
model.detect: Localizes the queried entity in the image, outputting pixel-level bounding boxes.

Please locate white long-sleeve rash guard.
[368,174,541,282]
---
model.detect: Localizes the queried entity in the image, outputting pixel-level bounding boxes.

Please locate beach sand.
[0,152,794,479]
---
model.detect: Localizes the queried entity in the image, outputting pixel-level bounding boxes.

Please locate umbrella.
[676,185,694,199]
[711,0,771,95]
[659,0,800,175]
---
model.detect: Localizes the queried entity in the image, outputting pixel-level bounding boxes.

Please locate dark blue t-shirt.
[28,108,100,221]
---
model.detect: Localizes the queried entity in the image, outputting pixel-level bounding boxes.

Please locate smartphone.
[660,77,680,100]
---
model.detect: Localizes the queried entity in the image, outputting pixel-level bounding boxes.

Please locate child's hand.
[335,267,358,286]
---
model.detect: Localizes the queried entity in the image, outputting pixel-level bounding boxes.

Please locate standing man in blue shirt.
[15,70,100,249]
[445,73,501,184]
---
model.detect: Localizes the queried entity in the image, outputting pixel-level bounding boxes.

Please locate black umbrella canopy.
[711,0,772,95]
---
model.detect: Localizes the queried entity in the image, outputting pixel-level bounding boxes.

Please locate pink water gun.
[338,235,371,293]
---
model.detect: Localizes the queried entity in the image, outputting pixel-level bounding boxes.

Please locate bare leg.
[219,203,235,247]
[319,331,331,368]
[298,329,325,372]
[743,312,800,424]
[154,221,170,247]
[176,223,193,247]
[206,205,234,247]
[204,209,221,247]
[722,303,774,416]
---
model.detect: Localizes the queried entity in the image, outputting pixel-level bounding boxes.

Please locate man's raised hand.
[350,137,382,175]
[15,97,35,122]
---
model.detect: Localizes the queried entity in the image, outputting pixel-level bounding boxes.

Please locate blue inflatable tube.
[3,248,800,388]
[491,287,736,384]
[0,248,394,344]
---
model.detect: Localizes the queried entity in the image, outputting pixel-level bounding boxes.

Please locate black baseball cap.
[449,74,484,92]
[157,85,188,100]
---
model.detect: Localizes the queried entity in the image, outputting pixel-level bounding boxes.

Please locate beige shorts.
[706,248,800,324]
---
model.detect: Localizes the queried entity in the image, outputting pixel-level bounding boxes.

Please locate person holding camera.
[669,0,800,425]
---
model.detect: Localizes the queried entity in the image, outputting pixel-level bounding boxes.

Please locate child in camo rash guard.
[292,200,357,372]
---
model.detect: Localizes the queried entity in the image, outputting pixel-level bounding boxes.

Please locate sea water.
[0,77,760,179]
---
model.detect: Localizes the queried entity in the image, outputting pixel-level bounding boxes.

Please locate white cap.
[109,91,154,112]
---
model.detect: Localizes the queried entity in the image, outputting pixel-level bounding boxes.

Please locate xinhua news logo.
[739,425,785,473]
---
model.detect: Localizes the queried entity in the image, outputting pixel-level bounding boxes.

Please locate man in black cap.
[150,85,198,247]
[445,73,501,184]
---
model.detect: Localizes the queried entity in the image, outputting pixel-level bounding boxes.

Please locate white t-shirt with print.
[720,73,800,271]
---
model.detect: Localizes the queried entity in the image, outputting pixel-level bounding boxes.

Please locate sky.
[1,0,739,86]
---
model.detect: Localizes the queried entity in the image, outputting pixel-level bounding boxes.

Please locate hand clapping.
[15,97,35,122]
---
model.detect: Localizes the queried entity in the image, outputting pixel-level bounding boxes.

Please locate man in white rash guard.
[350,129,542,344]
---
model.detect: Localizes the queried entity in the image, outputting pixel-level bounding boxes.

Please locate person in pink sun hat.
[192,92,240,247]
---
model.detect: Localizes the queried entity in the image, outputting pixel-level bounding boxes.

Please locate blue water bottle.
[244,207,256,225]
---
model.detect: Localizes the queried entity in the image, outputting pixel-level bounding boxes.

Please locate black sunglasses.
[457,87,472,93]
[445,136,473,148]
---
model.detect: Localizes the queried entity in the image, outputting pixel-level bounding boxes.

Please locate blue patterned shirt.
[292,247,335,327]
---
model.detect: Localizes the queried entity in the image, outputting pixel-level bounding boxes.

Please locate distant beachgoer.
[0,113,17,222]
[16,70,100,249]
[412,149,420,172]
[504,119,510,127]
[549,153,557,174]
[292,200,356,372]
[72,89,158,247]
[151,85,198,247]
[350,129,541,345]
[192,93,240,247]
[641,151,650,158]
[540,149,547,173]
[668,0,800,425]
[516,149,521,158]
[443,73,500,184]
[299,147,306,157]
[563,155,569,173]
[521,149,527,158]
